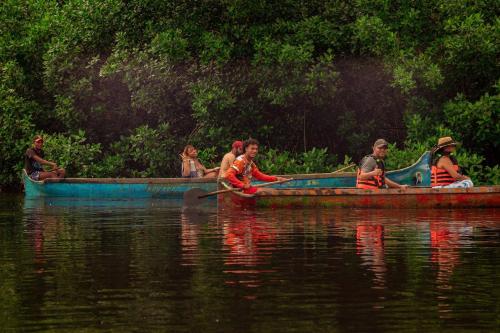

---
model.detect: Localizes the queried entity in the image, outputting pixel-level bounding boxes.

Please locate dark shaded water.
[1,195,499,332]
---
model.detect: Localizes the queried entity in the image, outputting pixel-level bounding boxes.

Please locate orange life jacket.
[431,154,460,187]
[356,155,386,189]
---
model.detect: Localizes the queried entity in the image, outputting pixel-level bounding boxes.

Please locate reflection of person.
[24,201,63,274]
[24,135,65,180]
[356,223,386,289]
[181,145,220,178]
[219,141,243,177]
[222,213,277,266]
[425,210,475,311]
[431,137,473,188]
[429,220,463,292]
[180,211,201,266]
[356,139,408,189]
[220,212,278,296]
[224,139,287,194]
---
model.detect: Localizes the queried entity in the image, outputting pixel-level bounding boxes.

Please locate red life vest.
[431,154,460,187]
[356,155,386,189]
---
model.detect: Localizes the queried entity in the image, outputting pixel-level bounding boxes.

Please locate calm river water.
[1,194,499,332]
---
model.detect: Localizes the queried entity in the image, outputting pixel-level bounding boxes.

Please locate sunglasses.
[35,140,43,143]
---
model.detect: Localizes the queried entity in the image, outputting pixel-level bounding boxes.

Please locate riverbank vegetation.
[1,0,499,188]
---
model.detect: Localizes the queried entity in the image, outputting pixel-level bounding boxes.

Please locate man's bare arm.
[386,178,407,189]
[32,155,56,168]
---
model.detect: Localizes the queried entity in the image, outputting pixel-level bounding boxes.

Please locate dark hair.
[243,138,259,152]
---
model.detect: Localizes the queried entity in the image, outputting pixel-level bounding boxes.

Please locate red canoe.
[218,186,500,209]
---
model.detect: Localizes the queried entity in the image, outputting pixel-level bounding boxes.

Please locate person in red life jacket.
[356,139,408,190]
[223,138,288,194]
[431,137,473,188]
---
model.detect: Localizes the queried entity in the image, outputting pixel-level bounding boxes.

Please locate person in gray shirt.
[24,135,65,181]
[356,139,408,190]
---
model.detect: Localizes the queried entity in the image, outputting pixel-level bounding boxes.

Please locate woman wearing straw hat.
[430,137,473,188]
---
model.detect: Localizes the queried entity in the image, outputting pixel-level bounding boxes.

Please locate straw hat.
[436,136,458,148]
[432,136,458,155]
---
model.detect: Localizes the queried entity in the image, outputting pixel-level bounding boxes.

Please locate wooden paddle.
[184,178,293,206]
[331,163,356,174]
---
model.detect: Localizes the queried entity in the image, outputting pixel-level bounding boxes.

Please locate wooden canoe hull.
[218,186,500,209]
[23,171,217,199]
[22,152,431,198]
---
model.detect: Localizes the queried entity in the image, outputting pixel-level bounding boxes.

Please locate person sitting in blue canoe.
[356,139,408,190]
[218,140,243,178]
[431,137,473,188]
[24,135,65,181]
[181,145,220,178]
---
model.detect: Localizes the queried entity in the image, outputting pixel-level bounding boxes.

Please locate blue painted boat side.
[23,152,431,198]
[386,151,431,186]
[269,176,356,189]
[23,197,217,210]
[267,151,431,188]
[23,172,217,198]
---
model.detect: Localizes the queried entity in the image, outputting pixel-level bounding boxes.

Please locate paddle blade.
[183,188,209,206]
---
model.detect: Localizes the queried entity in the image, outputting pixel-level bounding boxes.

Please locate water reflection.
[356,221,387,290]
[180,209,212,266]
[222,213,277,267]
[429,213,467,287]
[0,197,498,332]
[220,211,278,297]
[25,206,47,274]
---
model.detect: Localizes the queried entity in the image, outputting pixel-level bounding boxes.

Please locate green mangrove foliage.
[0,0,499,188]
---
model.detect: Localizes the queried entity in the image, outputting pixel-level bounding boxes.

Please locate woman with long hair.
[181,145,219,178]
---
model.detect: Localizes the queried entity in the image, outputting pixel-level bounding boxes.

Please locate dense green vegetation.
[1,0,499,188]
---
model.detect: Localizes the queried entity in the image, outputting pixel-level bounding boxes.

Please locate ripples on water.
[0,195,499,332]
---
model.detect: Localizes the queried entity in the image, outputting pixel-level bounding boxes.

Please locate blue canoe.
[23,152,431,198]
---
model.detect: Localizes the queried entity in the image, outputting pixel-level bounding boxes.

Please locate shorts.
[432,179,474,188]
[29,171,41,181]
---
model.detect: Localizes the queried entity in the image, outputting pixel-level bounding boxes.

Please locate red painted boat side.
[218,186,500,209]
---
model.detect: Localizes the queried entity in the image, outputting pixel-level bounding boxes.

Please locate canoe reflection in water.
[328,209,500,296]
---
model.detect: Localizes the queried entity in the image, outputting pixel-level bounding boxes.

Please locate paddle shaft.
[198,178,293,198]
[331,163,356,174]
